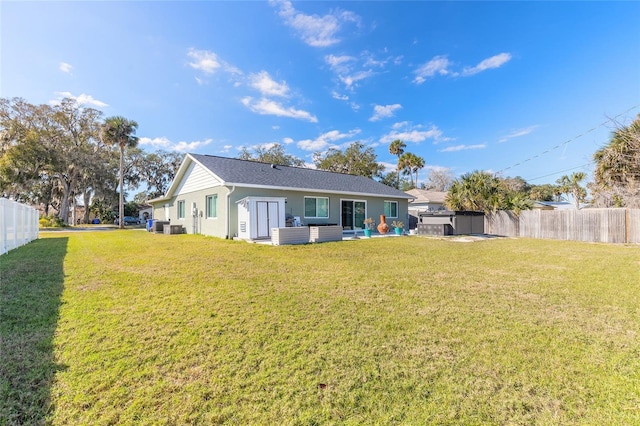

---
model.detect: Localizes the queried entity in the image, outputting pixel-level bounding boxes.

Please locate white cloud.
[282,137,294,144]
[325,54,380,90]
[330,90,358,111]
[384,129,440,143]
[361,50,402,69]
[241,97,318,123]
[245,142,279,152]
[462,53,512,76]
[138,137,172,149]
[270,0,360,47]
[414,52,512,83]
[249,71,289,97]
[297,128,361,151]
[224,64,243,76]
[331,91,349,101]
[379,161,398,173]
[174,139,213,152]
[380,122,443,144]
[392,121,410,130]
[297,140,329,151]
[72,94,108,107]
[498,125,539,143]
[59,62,73,74]
[369,104,402,122]
[325,54,356,70]
[413,56,452,84]
[222,145,233,153]
[241,72,315,122]
[325,51,399,92]
[187,48,221,74]
[439,144,486,152]
[339,70,374,89]
[139,136,212,152]
[50,92,108,108]
[363,54,387,68]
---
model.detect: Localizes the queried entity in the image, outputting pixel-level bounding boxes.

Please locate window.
[206,195,218,218]
[304,197,329,218]
[384,201,398,218]
[177,200,185,219]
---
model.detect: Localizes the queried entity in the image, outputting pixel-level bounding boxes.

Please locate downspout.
[226,185,235,239]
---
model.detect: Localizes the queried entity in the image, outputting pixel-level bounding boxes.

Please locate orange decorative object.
[377,214,389,234]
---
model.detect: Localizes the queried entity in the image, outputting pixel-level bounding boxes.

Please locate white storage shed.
[236,196,286,241]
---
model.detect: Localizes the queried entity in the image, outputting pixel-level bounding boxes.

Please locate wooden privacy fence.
[485,209,640,244]
[0,198,39,255]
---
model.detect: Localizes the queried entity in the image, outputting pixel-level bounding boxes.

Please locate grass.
[1,237,67,425]
[2,231,640,425]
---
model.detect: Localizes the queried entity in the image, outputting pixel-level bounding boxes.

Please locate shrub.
[38,215,65,228]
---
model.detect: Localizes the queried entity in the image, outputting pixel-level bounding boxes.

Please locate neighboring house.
[405,188,447,229]
[406,188,447,212]
[531,201,557,210]
[532,201,589,210]
[138,205,153,222]
[149,154,412,241]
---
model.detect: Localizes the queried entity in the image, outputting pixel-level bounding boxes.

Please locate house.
[532,201,589,210]
[138,205,153,222]
[405,188,447,229]
[406,188,447,211]
[149,154,413,241]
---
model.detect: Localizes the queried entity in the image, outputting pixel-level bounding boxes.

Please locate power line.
[496,104,640,175]
[526,162,595,182]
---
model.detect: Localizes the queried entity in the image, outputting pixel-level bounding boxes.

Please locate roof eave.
[223,182,413,199]
[148,195,171,204]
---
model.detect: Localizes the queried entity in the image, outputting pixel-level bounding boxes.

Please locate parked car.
[114,216,140,225]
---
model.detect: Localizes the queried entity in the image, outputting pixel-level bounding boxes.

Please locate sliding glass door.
[341,200,366,231]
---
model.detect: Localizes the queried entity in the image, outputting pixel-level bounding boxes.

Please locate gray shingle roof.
[190,153,411,199]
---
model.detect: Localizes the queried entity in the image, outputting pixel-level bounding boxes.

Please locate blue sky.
[2,1,639,186]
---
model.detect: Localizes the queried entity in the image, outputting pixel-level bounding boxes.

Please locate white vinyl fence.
[0,198,39,256]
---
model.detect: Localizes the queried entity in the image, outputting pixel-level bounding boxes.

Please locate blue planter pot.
[394,227,402,235]
[364,229,372,237]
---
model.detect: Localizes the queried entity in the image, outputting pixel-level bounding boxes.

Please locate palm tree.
[592,115,640,207]
[411,154,425,188]
[389,139,406,189]
[398,152,414,188]
[506,193,534,216]
[397,152,425,189]
[445,170,503,213]
[556,172,587,209]
[101,116,139,229]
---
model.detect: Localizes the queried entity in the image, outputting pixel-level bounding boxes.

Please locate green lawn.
[2,231,640,425]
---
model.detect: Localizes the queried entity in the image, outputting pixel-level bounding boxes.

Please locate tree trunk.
[119,147,125,229]
[83,190,91,224]
[58,180,72,225]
